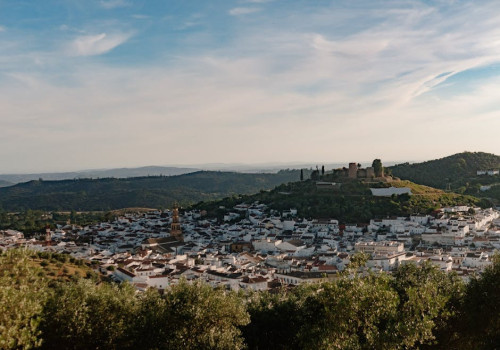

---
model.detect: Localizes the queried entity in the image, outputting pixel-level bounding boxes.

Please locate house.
[274,271,337,285]
[355,241,404,255]
[240,276,268,291]
[277,240,306,253]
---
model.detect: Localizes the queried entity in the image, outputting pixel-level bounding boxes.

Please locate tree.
[39,279,137,349]
[159,280,249,350]
[321,165,325,176]
[389,262,464,349]
[0,249,50,350]
[347,251,369,271]
[300,169,304,181]
[243,286,317,350]
[372,159,384,177]
[454,254,500,349]
[130,289,171,350]
[297,275,399,350]
[310,170,320,181]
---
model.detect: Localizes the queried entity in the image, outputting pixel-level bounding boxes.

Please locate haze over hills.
[0,166,201,186]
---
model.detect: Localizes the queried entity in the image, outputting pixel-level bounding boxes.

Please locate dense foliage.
[0,170,306,211]
[0,249,498,349]
[194,179,481,223]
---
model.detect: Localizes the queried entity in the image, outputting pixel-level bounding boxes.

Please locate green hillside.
[194,179,482,223]
[0,170,307,211]
[389,151,500,204]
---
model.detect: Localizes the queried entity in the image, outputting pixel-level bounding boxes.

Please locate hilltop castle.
[333,163,382,179]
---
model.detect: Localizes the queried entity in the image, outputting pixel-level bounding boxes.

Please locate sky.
[0,0,500,173]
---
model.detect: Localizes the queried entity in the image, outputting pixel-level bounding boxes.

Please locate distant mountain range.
[0,161,406,187]
[1,152,498,213]
[0,170,308,211]
[0,166,200,187]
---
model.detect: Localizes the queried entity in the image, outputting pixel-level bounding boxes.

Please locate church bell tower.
[170,204,183,242]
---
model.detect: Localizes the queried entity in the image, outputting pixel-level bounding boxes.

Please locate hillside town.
[1,203,499,292]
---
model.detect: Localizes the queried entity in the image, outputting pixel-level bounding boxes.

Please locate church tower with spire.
[170,203,183,242]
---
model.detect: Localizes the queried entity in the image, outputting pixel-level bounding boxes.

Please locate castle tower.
[348,162,358,179]
[366,167,375,178]
[170,204,183,242]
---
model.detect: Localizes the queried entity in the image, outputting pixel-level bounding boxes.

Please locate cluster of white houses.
[1,203,499,292]
[477,169,499,176]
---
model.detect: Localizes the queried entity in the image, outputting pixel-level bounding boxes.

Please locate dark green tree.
[0,249,50,349]
[454,254,500,349]
[160,280,249,350]
[39,279,137,350]
[389,262,464,349]
[310,170,320,181]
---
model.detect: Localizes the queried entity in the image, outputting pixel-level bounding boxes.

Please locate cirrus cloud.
[229,7,261,16]
[67,32,132,56]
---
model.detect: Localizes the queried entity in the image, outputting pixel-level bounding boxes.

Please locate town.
[1,201,499,292]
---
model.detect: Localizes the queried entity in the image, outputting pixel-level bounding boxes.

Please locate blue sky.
[0,0,499,172]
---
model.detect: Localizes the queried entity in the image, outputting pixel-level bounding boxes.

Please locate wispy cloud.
[1,1,500,172]
[131,14,150,19]
[67,32,132,56]
[100,0,130,9]
[0,25,5,32]
[229,7,261,16]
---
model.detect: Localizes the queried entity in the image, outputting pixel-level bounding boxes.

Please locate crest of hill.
[0,170,307,211]
[389,151,500,189]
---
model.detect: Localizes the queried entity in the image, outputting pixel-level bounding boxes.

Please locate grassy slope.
[0,251,102,283]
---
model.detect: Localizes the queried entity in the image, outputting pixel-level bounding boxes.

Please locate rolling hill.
[193,178,482,224]
[389,151,500,188]
[0,166,200,185]
[0,170,307,211]
[389,151,500,204]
